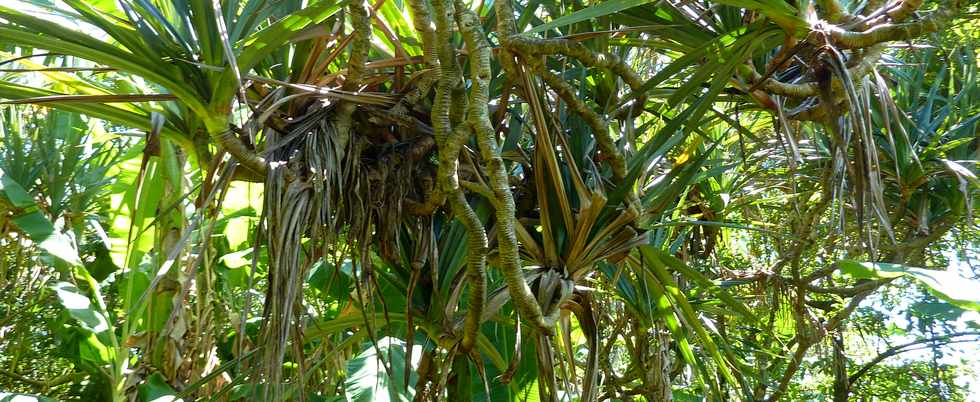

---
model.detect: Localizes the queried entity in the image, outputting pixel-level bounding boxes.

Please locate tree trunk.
[832,334,850,402]
[644,325,673,401]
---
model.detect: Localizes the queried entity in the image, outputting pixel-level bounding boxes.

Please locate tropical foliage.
[0,0,977,401]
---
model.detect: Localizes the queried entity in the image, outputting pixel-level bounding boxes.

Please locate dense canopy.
[0,0,977,401]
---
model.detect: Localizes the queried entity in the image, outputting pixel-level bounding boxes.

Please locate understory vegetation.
[0,0,978,400]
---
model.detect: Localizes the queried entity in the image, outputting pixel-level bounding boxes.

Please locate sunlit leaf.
[840,260,980,311]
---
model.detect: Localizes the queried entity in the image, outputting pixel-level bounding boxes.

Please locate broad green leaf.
[0,168,82,266]
[345,337,420,402]
[839,260,980,311]
[51,282,113,339]
[77,330,113,367]
[138,372,183,402]
[51,281,116,366]
[220,248,256,269]
[307,259,353,299]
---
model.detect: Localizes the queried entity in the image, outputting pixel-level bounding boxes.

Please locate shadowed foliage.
[0,0,977,401]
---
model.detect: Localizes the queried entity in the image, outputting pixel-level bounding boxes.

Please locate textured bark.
[832,334,851,402]
[829,10,951,49]
[506,37,645,92]
[755,46,883,99]
[862,0,925,27]
[416,0,492,352]
[404,0,437,67]
[487,0,553,334]
[449,190,487,352]
[334,0,371,159]
[506,36,640,181]
[490,0,522,79]
[410,0,461,215]
[644,325,673,402]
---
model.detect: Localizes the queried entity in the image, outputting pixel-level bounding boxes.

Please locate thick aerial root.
[459,1,552,334]
[527,59,627,181]
[829,10,950,49]
[754,45,883,98]
[335,0,371,155]
[449,190,488,352]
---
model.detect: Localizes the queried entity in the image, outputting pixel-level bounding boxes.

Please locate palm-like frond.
[0,0,976,401]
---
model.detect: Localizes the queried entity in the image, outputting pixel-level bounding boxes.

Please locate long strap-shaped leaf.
[524,0,659,35]
[642,245,758,321]
[211,0,346,104]
[0,82,191,148]
[639,246,740,386]
[0,6,208,116]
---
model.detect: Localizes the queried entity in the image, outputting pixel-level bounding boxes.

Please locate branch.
[883,0,924,22]
[505,37,645,94]
[860,0,925,28]
[342,1,371,91]
[449,188,488,352]
[409,0,463,215]
[0,369,83,389]
[460,180,496,201]
[848,332,980,385]
[507,35,648,125]
[217,129,267,177]
[765,337,816,402]
[799,279,885,297]
[819,0,858,23]
[491,0,522,81]
[824,285,879,333]
[887,219,955,264]
[767,267,882,400]
[754,46,883,98]
[829,9,951,49]
[405,0,438,67]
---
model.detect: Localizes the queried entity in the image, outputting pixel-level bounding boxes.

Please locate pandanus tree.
[0,0,976,401]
